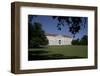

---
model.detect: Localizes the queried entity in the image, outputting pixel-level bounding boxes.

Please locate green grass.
[28,45,88,60]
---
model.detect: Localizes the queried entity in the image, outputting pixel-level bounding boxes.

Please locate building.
[45,33,73,45]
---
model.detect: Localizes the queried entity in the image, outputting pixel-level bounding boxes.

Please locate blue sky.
[29,15,88,39]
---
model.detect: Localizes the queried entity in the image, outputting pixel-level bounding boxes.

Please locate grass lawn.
[28,45,88,60]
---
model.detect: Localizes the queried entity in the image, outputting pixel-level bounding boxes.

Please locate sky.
[28,15,88,40]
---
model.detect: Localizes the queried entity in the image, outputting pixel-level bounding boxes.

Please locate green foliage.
[28,22,48,48]
[52,16,87,37]
[80,35,88,45]
[72,35,88,45]
[72,39,80,45]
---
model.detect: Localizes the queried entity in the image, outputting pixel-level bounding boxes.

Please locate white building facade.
[46,33,73,45]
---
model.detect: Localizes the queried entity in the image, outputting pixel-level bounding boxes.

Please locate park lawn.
[28,45,88,60]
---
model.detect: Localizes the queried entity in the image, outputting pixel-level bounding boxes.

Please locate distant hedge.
[72,35,88,45]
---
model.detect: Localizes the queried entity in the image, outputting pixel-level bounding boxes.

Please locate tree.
[71,39,80,45]
[28,22,48,48]
[80,35,88,45]
[71,35,88,45]
[52,16,87,37]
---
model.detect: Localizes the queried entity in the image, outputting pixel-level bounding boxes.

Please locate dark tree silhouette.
[71,39,80,45]
[80,35,88,45]
[28,22,48,48]
[71,35,88,45]
[52,16,87,37]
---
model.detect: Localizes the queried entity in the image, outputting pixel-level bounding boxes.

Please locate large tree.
[52,16,87,37]
[28,22,48,48]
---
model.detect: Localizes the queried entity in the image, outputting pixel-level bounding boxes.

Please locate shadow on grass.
[29,50,49,54]
[28,50,85,61]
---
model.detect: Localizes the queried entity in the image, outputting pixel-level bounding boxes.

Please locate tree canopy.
[52,16,87,37]
[28,22,48,48]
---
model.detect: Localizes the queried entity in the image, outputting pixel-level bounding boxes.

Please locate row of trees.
[71,35,88,45]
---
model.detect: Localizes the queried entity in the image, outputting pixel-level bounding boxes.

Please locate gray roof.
[45,33,72,38]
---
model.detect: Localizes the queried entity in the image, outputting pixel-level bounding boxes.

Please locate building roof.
[45,33,72,38]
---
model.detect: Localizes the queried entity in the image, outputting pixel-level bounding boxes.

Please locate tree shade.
[28,22,48,48]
